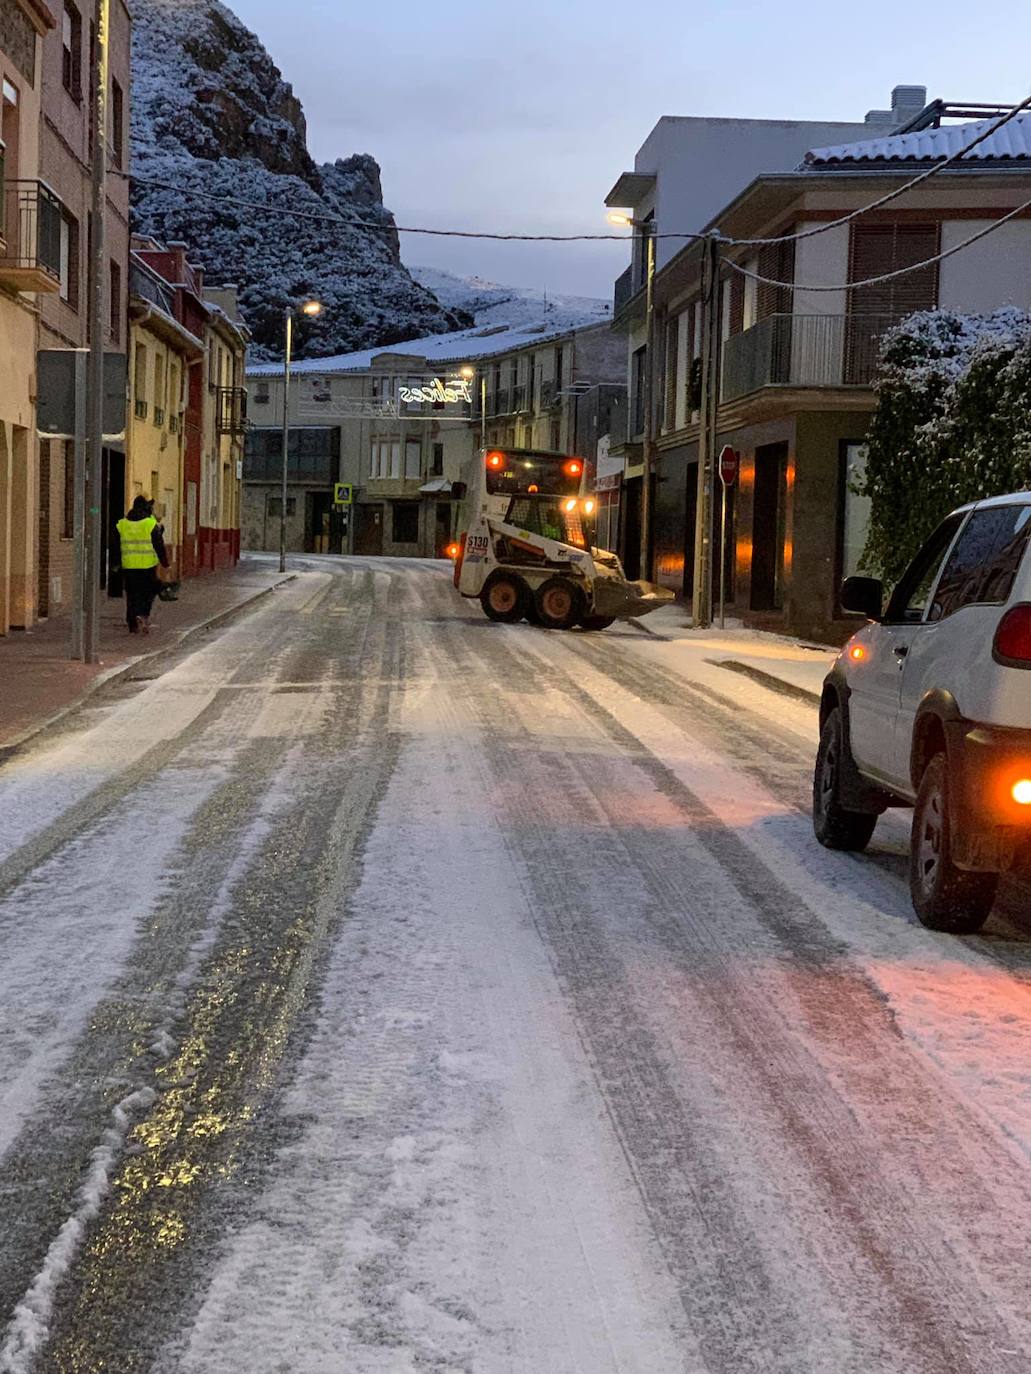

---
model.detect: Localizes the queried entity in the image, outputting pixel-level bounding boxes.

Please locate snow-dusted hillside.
[411,266,611,333]
[130,0,470,362]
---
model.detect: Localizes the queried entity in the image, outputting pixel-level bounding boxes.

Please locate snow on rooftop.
[247,278,612,377]
[805,112,1031,166]
[248,319,604,377]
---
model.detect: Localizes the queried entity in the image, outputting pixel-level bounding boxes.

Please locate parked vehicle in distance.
[813,492,1031,932]
[449,447,673,630]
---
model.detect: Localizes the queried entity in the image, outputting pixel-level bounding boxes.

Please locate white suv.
[813,493,1031,933]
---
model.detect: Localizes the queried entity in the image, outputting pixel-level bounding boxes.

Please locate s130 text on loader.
[448,448,674,630]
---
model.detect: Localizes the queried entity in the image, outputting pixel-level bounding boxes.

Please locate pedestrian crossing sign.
[333,483,353,506]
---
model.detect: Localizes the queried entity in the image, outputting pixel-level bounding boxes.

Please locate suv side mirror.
[841,575,883,621]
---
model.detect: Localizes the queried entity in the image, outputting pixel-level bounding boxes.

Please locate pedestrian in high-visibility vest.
[114,495,170,635]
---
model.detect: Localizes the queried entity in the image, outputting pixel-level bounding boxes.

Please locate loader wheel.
[481,573,528,623]
[534,577,585,631]
[579,615,615,632]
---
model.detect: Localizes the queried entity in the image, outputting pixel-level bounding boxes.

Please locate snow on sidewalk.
[637,605,839,700]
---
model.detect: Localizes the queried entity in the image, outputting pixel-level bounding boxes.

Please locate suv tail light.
[993,604,1031,665]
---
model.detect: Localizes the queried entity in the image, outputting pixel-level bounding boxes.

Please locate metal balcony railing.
[513,383,528,412]
[494,387,510,415]
[0,178,63,291]
[216,386,249,435]
[720,314,901,401]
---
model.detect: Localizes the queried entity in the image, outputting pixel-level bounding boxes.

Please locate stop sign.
[719,445,739,486]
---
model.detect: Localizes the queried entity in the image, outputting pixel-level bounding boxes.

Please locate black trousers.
[124,569,158,628]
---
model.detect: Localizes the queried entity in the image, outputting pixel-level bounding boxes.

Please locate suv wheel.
[910,754,998,933]
[481,573,528,623]
[813,709,878,851]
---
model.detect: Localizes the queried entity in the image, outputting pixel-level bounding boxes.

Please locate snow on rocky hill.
[411,266,612,333]
[129,0,470,362]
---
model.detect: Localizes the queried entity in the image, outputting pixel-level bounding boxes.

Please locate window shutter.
[757,238,795,320]
[848,222,939,319]
[664,316,679,430]
[728,274,745,337]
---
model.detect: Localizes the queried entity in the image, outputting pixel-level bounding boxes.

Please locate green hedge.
[860,309,1031,584]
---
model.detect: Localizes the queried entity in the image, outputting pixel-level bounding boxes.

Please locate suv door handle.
[893,644,909,658]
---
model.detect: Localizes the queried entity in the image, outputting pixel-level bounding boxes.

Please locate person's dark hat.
[130,495,151,515]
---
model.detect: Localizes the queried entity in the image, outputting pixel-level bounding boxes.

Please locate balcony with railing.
[216,386,249,435]
[613,266,635,316]
[494,387,510,415]
[721,314,898,402]
[0,175,63,294]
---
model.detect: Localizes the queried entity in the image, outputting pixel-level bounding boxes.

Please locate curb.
[0,575,295,758]
[709,658,821,707]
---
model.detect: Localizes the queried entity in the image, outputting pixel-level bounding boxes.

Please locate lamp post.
[279,298,322,572]
[458,364,483,446]
[607,211,655,581]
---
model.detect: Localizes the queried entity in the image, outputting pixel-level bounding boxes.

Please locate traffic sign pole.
[717,446,739,630]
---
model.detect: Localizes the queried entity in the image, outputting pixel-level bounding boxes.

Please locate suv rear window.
[931,504,1031,620]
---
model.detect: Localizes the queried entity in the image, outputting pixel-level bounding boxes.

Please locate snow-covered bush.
[861,309,1031,583]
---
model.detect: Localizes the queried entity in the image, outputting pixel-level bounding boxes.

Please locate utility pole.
[81,0,110,663]
[691,235,722,627]
[279,309,292,573]
[639,223,656,581]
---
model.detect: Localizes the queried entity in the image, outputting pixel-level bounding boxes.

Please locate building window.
[59,212,79,308]
[153,352,164,424]
[267,496,296,518]
[110,79,123,167]
[62,3,82,99]
[392,502,419,544]
[555,345,564,391]
[404,438,421,480]
[550,419,561,451]
[431,443,444,476]
[840,443,870,583]
[109,259,121,343]
[133,343,147,418]
[631,346,647,437]
[255,380,270,405]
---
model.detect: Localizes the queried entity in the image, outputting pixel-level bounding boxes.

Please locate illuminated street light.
[280,299,324,571]
[606,210,633,228]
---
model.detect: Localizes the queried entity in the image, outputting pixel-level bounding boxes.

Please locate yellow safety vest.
[117,516,159,570]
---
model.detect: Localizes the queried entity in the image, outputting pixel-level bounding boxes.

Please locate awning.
[419,479,453,494]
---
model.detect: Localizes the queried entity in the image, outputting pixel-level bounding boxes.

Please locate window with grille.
[62,4,82,99]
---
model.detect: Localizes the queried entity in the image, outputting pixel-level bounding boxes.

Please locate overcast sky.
[230,0,1031,301]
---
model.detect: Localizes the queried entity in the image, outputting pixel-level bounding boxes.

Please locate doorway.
[621,476,642,579]
[750,442,788,611]
[103,447,126,594]
[354,503,384,556]
[434,501,452,558]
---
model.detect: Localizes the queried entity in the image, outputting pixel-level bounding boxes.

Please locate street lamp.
[607,209,655,580]
[459,364,486,445]
[279,299,322,572]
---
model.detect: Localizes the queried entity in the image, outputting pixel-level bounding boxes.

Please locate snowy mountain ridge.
[129,0,470,362]
[411,266,612,333]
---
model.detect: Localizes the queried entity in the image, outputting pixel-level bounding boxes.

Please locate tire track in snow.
[444,620,1031,1372]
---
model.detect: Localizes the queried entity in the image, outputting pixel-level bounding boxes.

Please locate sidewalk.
[634,604,840,703]
[0,558,290,750]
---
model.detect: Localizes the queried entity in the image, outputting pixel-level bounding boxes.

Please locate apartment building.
[0,0,58,635]
[635,106,1031,641]
[35,0,131,618]
[244,318,624,559]
[130,238,248,577]
[605,84,921,578]
[127,250,203,574]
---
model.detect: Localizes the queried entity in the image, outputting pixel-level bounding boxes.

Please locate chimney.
[864,84,927,126]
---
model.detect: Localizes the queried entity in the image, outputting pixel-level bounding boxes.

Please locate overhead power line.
[727,193,1031,292]
[115,170,704,243]
[727,93,1031,249]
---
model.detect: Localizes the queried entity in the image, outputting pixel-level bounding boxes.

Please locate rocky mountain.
[129,0,470,362]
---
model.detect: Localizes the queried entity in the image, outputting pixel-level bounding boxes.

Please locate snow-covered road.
[2,557,1031,1372]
